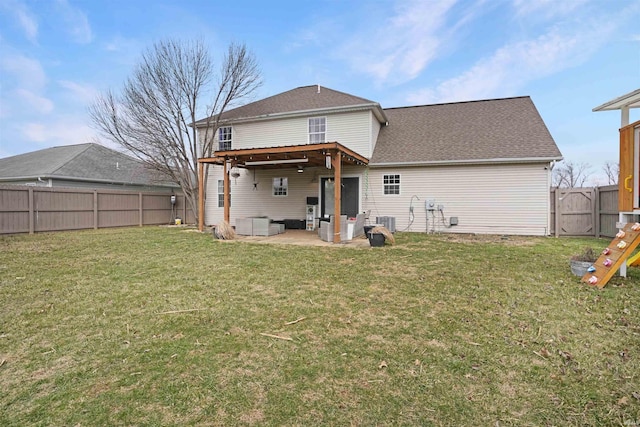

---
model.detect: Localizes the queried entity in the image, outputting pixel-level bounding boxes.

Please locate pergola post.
[223,159,230,222]
[198,161,204,232]
[622,106,630,127]
[332,151,342,243]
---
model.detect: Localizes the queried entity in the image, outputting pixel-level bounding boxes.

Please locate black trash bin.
[368,232,385,247]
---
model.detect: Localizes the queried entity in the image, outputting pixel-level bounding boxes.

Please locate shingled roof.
[371,96,562,165]
[194,85,387,125]
[0,143,178,187]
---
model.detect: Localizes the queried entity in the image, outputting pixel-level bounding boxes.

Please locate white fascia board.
[196,103,389,127]
[369,156,563,168]
[593,88,640,111]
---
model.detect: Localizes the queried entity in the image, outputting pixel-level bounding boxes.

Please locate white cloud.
[58,80,99,103]
[513,0,588,19]
[407,18,616,105]
[0,53,47,90]
[14,89,54,114]
[0,0,38,43]
[23,118,95,145]
[339,0,458,85]
[55,0,92,44]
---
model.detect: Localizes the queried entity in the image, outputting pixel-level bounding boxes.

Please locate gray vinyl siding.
[204,165,366,226]
[204,159,551,236]
[370,111,382,154]
[0,178,175,193]
[205,165,323,226]
[49,179,176,192]
[363,163,551,236]
[326,111,371,157]
[229,111,373,157]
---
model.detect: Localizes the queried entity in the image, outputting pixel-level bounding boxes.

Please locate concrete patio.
[212,229,373,247]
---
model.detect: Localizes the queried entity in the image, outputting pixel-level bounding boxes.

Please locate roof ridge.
[383,95,531,111]
[310,85,376,104]
[49,143,95,175]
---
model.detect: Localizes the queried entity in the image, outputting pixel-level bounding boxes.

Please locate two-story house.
[195,85,562,240]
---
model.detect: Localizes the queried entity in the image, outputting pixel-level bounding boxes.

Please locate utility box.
[376,216,396,233]
[426,199,436,211]
[449,217,459,226]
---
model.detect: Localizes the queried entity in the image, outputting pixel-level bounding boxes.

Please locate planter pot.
[570,259,593,277]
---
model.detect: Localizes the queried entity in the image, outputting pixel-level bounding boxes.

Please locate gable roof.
[194,85,388,125]
[371,96,562,165]
[0,143,178,187]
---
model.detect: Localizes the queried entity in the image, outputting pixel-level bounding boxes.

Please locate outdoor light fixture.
[245,158,310,166]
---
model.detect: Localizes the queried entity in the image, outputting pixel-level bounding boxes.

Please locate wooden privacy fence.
[0,184,621,237]
[0,185,195,235]
[550,185,618,238]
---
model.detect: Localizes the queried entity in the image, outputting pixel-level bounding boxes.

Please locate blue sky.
[1,0,639,184]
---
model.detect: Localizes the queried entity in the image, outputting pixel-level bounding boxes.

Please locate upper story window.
[218,126,232,151]
[308,117,326,144]
[383,174,400,195]
[273,177,288,196]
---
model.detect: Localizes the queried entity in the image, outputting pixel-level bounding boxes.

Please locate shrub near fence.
[0,185,195,234]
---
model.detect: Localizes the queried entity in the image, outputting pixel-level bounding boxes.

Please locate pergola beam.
[199,142,369,167]
[197,142,369,240]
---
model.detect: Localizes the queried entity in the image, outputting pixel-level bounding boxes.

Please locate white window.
[218,126,232,150]
[383,174,400,195]
[273,177,288,196]
[308,117,326,144]
[218,180,230,207]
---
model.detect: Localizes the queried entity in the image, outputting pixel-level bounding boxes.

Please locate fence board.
[4,184,620,237]
[598,185,618,238]
[550,185,620,238]
[0,185,194,234]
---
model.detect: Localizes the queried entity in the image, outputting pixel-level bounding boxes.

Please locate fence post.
[594,187,600,238]
[93,190,98,229]
[139,193,143,226]
[555,188,561,237]
[28,187,34,234]
[182,195,187,223]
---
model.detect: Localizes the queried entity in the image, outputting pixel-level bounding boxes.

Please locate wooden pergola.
[197,142,369,243]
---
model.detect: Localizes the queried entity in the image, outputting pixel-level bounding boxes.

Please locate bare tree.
[89,39,261,222]
[551,160,593,188]
[602,161,619,185]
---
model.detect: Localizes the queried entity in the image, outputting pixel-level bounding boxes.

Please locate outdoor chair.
[319,215,348,242]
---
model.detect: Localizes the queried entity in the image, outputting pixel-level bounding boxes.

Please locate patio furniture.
[236,217,283,236]
[350,212,366,238]
[319,215,348,242]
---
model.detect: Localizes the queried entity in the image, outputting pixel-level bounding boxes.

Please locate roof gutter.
[369,156,563,168]
[0,175,180,188]
[194,102,389,127]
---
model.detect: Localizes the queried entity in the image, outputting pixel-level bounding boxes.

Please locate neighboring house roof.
[371,96,563,166]
[0,143,178,187]
[194,85,388,125]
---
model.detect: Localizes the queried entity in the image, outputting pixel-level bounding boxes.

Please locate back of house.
[195,85,562,236]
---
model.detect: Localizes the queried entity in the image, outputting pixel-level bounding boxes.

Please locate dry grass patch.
[1,228,639,426]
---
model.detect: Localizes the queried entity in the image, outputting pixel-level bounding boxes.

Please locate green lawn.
[1,227,639,426]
